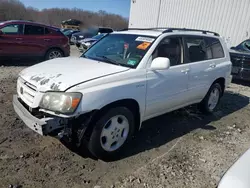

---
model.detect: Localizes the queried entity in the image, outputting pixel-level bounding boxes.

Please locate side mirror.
[150,57,170,70]
[0,30,3,36]
[230,46,236,50]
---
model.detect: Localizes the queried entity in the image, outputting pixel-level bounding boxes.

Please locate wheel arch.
[212,77,225,96]
[83,98,141,140]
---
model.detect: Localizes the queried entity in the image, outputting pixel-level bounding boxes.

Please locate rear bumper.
[232,67,250,81]
[13,95,64,135]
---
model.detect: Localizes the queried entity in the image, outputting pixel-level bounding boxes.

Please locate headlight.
[79,35,84,38]
[40,92,82,114]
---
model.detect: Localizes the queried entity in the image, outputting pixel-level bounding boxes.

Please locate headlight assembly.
[40,92,82,114]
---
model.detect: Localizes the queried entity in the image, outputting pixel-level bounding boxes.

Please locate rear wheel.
[45,49,63,60]
[199,83,222,114]
[87,107,135,160]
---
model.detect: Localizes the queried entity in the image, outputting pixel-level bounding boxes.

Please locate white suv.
[13,28,232,160]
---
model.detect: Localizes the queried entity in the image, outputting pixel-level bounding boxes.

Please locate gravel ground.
[0,46,250,188]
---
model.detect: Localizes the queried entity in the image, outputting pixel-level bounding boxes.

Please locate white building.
[129,0,250,46]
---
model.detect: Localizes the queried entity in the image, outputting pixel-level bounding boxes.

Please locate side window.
[205,37,225,59]
[45,28,51,35]
[0,24,23,34]
[24,25,44,35]
[243,40,250,51]
[153,37,183,66]
[185,37,206,63]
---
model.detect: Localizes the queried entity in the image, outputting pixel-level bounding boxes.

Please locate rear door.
[0,23,24,56]
[20,24,46,57]
[184,36,225,101]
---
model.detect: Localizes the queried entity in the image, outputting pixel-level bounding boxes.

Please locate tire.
[87,107,135,160]
[45,49,63,60]
[199,83,222,114]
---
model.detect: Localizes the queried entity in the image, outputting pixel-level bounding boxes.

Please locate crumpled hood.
[19,57,129,92]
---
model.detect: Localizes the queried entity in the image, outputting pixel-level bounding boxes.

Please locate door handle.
[209,63,216,68]
[44,39,51,41]
[16,38,23,40]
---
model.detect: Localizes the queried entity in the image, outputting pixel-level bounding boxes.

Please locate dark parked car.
[70,27,113,44]
[230,39,250,81]
[63,29,80,44]
[0,20,70,60]
[76,33,107,51]
[60,28,71,33]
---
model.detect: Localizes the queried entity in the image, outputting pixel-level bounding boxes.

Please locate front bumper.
[13,95,65,136]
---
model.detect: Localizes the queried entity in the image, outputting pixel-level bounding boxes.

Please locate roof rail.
[119,28,156,31]
[120,27,220,36]
[163,28,220,36]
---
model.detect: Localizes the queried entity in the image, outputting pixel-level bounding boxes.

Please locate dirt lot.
[0,47,250,188]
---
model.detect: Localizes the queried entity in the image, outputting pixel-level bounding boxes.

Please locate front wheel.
[199,83,222,114]
[87,107,135,160]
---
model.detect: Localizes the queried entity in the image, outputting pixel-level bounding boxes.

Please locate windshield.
[82,34,156,68]
[63,30,74,35]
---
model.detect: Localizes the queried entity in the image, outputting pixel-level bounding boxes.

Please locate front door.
[0,23,24,57]
[145,36,190,119]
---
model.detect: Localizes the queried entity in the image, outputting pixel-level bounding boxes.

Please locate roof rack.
[121,27,220,36]
[163,28,220,36]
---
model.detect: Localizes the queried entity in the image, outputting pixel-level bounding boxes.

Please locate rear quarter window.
[184,36,225,63]
[205,37,225,59]
[45,27,64,36]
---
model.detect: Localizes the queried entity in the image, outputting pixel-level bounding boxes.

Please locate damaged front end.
[13,94,96,147]
[57,111,97,147]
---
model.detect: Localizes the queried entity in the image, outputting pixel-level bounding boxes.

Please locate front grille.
[17,77,37,107]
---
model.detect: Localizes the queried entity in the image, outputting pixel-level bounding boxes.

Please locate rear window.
[24,25,44,35]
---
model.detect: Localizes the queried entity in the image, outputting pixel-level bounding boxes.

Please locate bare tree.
[0,0,128,29]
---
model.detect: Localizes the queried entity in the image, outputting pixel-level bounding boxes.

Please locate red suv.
[0,20,70,60]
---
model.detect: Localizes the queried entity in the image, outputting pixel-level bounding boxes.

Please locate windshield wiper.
[99,56,121,66]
